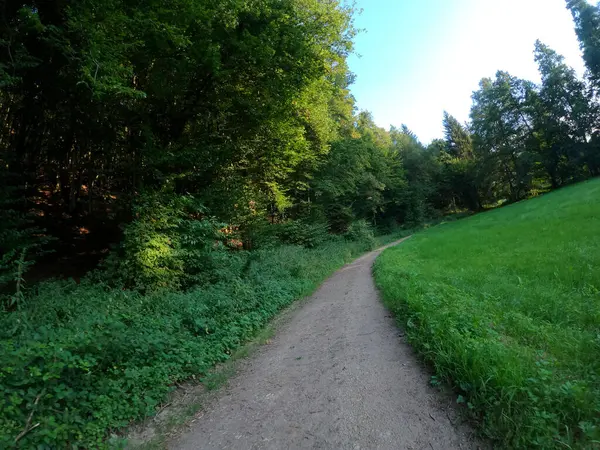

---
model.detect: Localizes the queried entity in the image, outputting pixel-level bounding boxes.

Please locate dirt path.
[172,239,478,450]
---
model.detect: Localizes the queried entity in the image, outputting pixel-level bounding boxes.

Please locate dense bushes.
[100,193,229,292]
[276,220,331,249]
[0,233,379,448]
[0,175,389,447]
[0,166,52,307]
[343,220,377,247]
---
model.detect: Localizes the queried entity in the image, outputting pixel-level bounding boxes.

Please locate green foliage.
[2,1,600,447]
[324,204,356,234]
[240,219,281,250]
[314,112,406,231]
[443,112,473,160]
[471,72,539,203]
[276,220,331,249]
[343,220,376,249]
[0,200,31,299]
[567,0,600,85]
[0,165,52,307]
[439,113,481,211]
[467,35,600,204]
[0,0,358,258]
[375,179,600,449]
[102,192,227,292]
[531,40,598,183]
[0,235,377,448]
[391,127,439,224]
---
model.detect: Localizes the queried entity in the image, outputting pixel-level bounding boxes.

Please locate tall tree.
[313,112,404,231]
[442,112,474,159]
[439,112,481,211]
[531,40,598,185]
[566,0,600,84]
[390,126,438,224]
[470,72,537,202]
[0,0,358,263]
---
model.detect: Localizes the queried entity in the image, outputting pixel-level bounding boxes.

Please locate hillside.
[375,179,600,448]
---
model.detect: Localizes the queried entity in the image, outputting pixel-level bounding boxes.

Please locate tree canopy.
[1,0,599,290]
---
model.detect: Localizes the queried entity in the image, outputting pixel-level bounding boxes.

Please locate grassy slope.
[374,179,600,449]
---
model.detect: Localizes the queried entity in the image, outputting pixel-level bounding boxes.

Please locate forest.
[1,0,600,447]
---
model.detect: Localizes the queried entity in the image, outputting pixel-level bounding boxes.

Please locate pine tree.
[442,111,473,159]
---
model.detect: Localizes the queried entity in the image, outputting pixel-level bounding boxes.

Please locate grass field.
[374,179,600,449]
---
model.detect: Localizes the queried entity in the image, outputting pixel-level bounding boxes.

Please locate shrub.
[0,169,53,308]
[344,220,376,248]
[102,192,228,292]
[241,219,281,250]
[325,204,354,233]
[0,237,376,448]
[276,219,331,248]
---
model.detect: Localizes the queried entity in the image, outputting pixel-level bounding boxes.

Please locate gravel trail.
[173,239,478,450]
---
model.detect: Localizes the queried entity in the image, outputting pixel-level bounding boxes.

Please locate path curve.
[173,239,477,450]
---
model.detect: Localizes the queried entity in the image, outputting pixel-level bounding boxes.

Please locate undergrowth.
[374,178,600,449]
[0,221,388,448]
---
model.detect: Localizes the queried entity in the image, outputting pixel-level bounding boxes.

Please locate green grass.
[374,179,600,449]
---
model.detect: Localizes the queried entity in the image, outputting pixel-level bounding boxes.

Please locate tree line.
[1,0,600,293]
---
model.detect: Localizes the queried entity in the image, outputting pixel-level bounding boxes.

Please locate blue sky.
[347,0,586,143]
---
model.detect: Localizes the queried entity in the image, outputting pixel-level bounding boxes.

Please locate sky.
[347,0,587,144]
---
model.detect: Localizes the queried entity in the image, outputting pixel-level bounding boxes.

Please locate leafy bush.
[241,219,282,250]
[276,220,331,248]
[102,193,228,292]
[0,235,378,448]
[325,204,355,233]
[343,220,376,248]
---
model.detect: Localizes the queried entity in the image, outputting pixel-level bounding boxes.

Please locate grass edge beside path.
[373,179,600,449]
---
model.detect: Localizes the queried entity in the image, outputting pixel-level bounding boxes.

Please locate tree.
[470,72,538,202]
[566,0,600,84]
[313,112,404,231]
[0,0,358,262]
[440,112,481,210]
[443,112,474,159]
[389,126,439,224]
[530,40,598,185]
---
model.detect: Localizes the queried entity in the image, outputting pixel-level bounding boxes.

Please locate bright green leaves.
[0,0,358,247]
